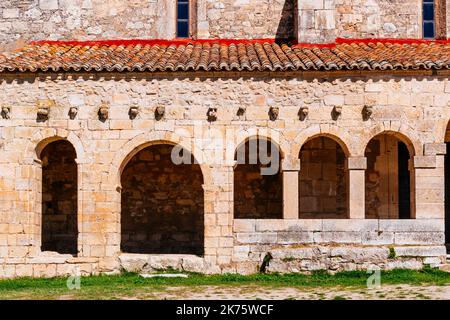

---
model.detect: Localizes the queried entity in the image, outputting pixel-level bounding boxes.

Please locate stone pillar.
[282,157,300,219]
[31,158,43,252]
[203,163,234,270]
[75,159,84,256]
[414,143,447,219]
[347,157,367,219]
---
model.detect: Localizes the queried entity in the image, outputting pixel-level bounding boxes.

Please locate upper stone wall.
[297,0,422,43]
[197,0,296,40]
[0,0,446,48]
[0,0,176,50]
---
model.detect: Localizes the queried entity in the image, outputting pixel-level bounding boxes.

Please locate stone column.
[203,163,234,271]
[75,159,84,256]
[347,157,367,219]
[414,143,447,219]
[282,157,300,219]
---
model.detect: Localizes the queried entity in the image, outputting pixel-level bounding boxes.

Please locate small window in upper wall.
[177,0,190,38]
[423,0,435,38]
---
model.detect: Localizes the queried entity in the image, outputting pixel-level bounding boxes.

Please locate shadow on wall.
[275,0,297,43]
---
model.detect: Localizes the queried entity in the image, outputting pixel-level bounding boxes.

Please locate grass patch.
[0,268,448,300]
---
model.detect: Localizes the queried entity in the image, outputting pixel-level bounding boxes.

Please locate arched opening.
[365,133,414,219]
[299,136,348,219]
[234,137,283,219]
[40,140,78,255]
[120,143,204,255]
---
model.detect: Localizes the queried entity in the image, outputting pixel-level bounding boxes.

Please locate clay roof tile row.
[0,38,449,73]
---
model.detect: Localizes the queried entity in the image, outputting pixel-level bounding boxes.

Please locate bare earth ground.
[57,284,449,300]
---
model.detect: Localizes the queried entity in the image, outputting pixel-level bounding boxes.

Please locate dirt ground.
[107,284,450,300]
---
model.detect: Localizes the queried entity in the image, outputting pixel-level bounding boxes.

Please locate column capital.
[413,155,436,169]
[281,157,300,171]
[424,143,447,156]
[346,157,367,170]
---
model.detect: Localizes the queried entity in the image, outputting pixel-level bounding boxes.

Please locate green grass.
[0,268,448,300]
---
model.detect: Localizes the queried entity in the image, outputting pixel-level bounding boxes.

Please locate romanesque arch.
[39,139,78,255]
[120,142,204,255]
[233,136,283,219]
[291,125,355,158]
[298,135,349,219]
[364,131,415,219]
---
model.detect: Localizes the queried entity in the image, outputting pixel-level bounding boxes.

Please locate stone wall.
[299,137,347,219]
[0,0,176,50]
[334,0,421,40]
[0,70,449,278]
[120,144,204,255]
[199,0,296,40]
[1,1,447,49]
[297,0,427,43]
[232,219,446,273]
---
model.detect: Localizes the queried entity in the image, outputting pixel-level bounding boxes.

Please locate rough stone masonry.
[0,1,449,278]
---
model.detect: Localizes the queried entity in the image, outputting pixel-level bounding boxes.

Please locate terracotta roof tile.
[0,38,449,73]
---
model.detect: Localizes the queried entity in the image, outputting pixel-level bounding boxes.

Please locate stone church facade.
[0,0,449,278]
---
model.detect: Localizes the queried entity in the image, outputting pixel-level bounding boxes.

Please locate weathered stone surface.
[394,246,447,257]
[270,247,323,260]
[379,220,445,232]
[313,231,362,244]
[330,247,389,263]
[277,231,314,244]
[118,254,148,272]
[384,259,423,270]
[181,256,206,273]
[236,232,278,244]
[322,220,378,232]
[394,232,445,245]
[255,220,322,232]
[423,257,443,266]
[362,231,395,245]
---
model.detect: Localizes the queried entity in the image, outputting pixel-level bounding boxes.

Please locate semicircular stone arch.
[231,128,288,162]
[25,128,86,163]
[435,118,450,144]
[292,125,354,158]
[358,122,420,157]
[110,130,211,188]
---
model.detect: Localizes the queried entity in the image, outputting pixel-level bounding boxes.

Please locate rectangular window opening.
[177,0,190,38]
[423,0,435,39]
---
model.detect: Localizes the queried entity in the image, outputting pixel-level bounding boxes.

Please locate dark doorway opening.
[234,138,283,219]
[41,140,78,255]
[398,142,411,219]
[121,144,204,255]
